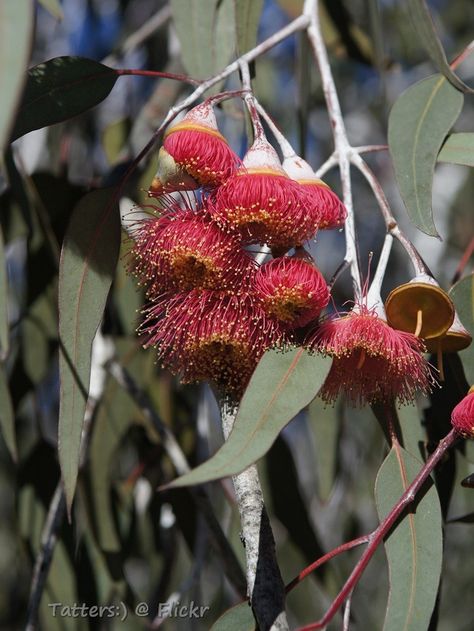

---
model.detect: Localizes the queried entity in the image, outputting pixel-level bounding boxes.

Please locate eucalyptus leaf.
[407,0,472,93]
[38,0,64,21]
[0,364,16,461]
[0,2,34,151]
[375,445,443,631]
[211,601,255,630]
[166,349,332,488]
[11,57,119,141]
[234,0,264,55]
[388,74,463,237]
[58,189,121,511]
[0,227,9,358]
[449,274,474,384]
[438,133,474,167]
[170,0,235,84]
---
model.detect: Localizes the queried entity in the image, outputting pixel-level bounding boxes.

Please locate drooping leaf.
[0,2,34,151]
[388,74,464,237]
[0,227,9,359]
[407,0,472,93]
[0,364,17,461]
[11,57,119,141]
[438,133,474,167]
[449,274,474,384]
[38,0,64,21]
[58,189,121,510]
[375,445,443,631]
[166,349,332,488]
[211,601,255,630]
[170,0,235,81]
[308,395,340,501]
[234,0,264,55]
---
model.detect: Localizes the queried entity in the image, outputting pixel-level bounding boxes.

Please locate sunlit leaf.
[38,0,64,21]
[234,0,264,55]
[0,227,9,358]
[438,133,474,167]
[211,601,255,630]
[407,0,472,93]
[11,57,119,141]
[0,2,34,151]
[449,274,474,384]
[170,0,235,82]
[58,189,121,511]
[375,445,443,631]
[388,74,463,237]
[166,349,332,488]
[0,364,16,461]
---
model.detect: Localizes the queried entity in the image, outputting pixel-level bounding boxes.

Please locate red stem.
[296,429,458,631]
[285,535,370,593]
[451,235,474,285]
[116,68,201,85]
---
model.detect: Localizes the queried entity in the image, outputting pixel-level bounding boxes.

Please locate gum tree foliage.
[0,1,473,630]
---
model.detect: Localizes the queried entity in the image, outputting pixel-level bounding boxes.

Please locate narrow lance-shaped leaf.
[11,56,120,141]
[234,0,264,55]
[211,601,255,630]
[38,0,64,21]
[0,2,34,151]
[170,0,235,83]
[438,133,474,167]
[449,274,474,384]
[407,0,472,93]
[388,74,463,237]
[0,227,9,359]
[166,349,332,488]
[58,189,121,511]
[0,364,17,462]
[375,445,443,631]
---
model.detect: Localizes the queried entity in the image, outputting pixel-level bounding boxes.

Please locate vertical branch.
[304,0,362,299]
[220,403,289,631]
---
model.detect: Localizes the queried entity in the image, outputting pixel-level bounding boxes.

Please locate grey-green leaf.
[211,602,255,630]
[407,0,472,93]
[38,0,64,20]
[438,133,474,167]
[375,445,443,631]
[234,0,264,55]
[170,0,235,81]
[0,2,34,151]
[58,189,121,511]
[166,349,332,488]
[0,364,17,461]
[388,74,464,237]
[449,274,474,384]
[0,227,9,359]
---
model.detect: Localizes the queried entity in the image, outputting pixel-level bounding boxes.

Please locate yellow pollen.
[267,287,310,322]
[169,250,218,289]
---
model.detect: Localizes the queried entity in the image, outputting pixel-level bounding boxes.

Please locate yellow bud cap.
[385,274,454,339]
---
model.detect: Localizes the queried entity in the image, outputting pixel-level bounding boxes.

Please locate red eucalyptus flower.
[209,136,320,248]
[309,303,434,406]
[283,154,347,230]
[140,290,286,397]
[129,203,255,295]
[254,257,329,328]
[451,387,474,438]
[160,101,240,188]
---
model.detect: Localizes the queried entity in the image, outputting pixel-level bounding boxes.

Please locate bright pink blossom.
[451,389,474,438]
[253,257,329,328]
[309,304,434,405]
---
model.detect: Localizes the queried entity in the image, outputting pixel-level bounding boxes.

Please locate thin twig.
[304,0,362,299]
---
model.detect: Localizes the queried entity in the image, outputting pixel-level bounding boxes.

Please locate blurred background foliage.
[0,0,473,629]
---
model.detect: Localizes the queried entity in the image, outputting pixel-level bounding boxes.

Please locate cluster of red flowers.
[128,98,434,405]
